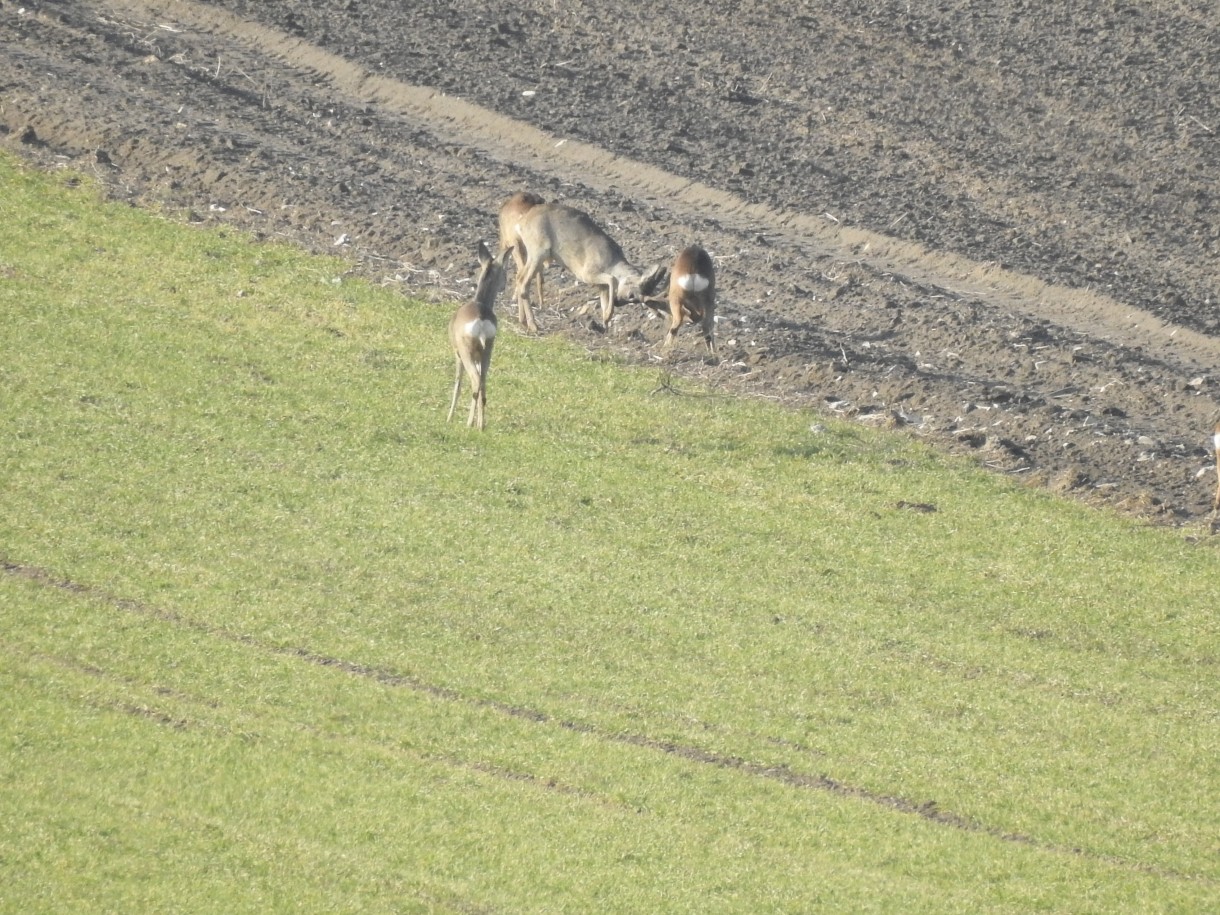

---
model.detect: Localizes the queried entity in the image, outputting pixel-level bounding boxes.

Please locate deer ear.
[477,239,494,265]
[499,246,513,269]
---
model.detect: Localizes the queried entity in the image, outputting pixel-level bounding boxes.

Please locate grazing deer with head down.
[497,191,545,332]
[660,244,717,356]
[448,240,511,430]
[512,202,665,331]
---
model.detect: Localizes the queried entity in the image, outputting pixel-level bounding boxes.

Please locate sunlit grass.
[2,155,1217,912]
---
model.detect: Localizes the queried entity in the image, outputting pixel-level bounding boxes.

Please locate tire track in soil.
[108,0,1220,374]
[5,555,1211,883]
[4,0,1219,523]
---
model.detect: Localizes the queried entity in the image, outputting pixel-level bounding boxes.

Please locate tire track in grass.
[3,582,620,818]
[5,556,1212,883]
[8,646,502,915]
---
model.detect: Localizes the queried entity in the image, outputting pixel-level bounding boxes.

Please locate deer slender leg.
[703,311,717,356]
[515,255,543,333]
[600,277,618,329]
[447,355,464,422]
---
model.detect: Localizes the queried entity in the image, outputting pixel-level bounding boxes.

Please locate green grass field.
[1,155,1217,912]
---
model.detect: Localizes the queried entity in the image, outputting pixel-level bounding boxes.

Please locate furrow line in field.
[5,555,1211,883]
[6,637,618,820]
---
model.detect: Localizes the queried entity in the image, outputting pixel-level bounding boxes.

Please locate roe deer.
[448,240,511,430]
[1212,421,1220,517]
[512,202,665,330]
[662,244,717,355]
[497,191,545,332]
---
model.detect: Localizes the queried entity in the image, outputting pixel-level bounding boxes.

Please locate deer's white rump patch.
[676,272,711,293]
[464,318,497,340]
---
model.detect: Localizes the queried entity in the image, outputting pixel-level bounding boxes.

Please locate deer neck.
[472,272,501,320]
[607,259,639,283]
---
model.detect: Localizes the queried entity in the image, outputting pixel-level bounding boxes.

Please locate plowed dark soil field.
[4,0,1219,524]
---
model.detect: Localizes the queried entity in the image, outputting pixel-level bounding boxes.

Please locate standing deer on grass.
[656,244,717,356]
[497,191,545,332]
[1212,421,1220,520]
[511,202,665,331]
[448,240,511,430]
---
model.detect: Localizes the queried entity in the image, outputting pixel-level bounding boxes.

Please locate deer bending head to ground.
[512,202,665,331]
[660,244,717,356]
[497,191,545,332]
[448,240,510,430]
